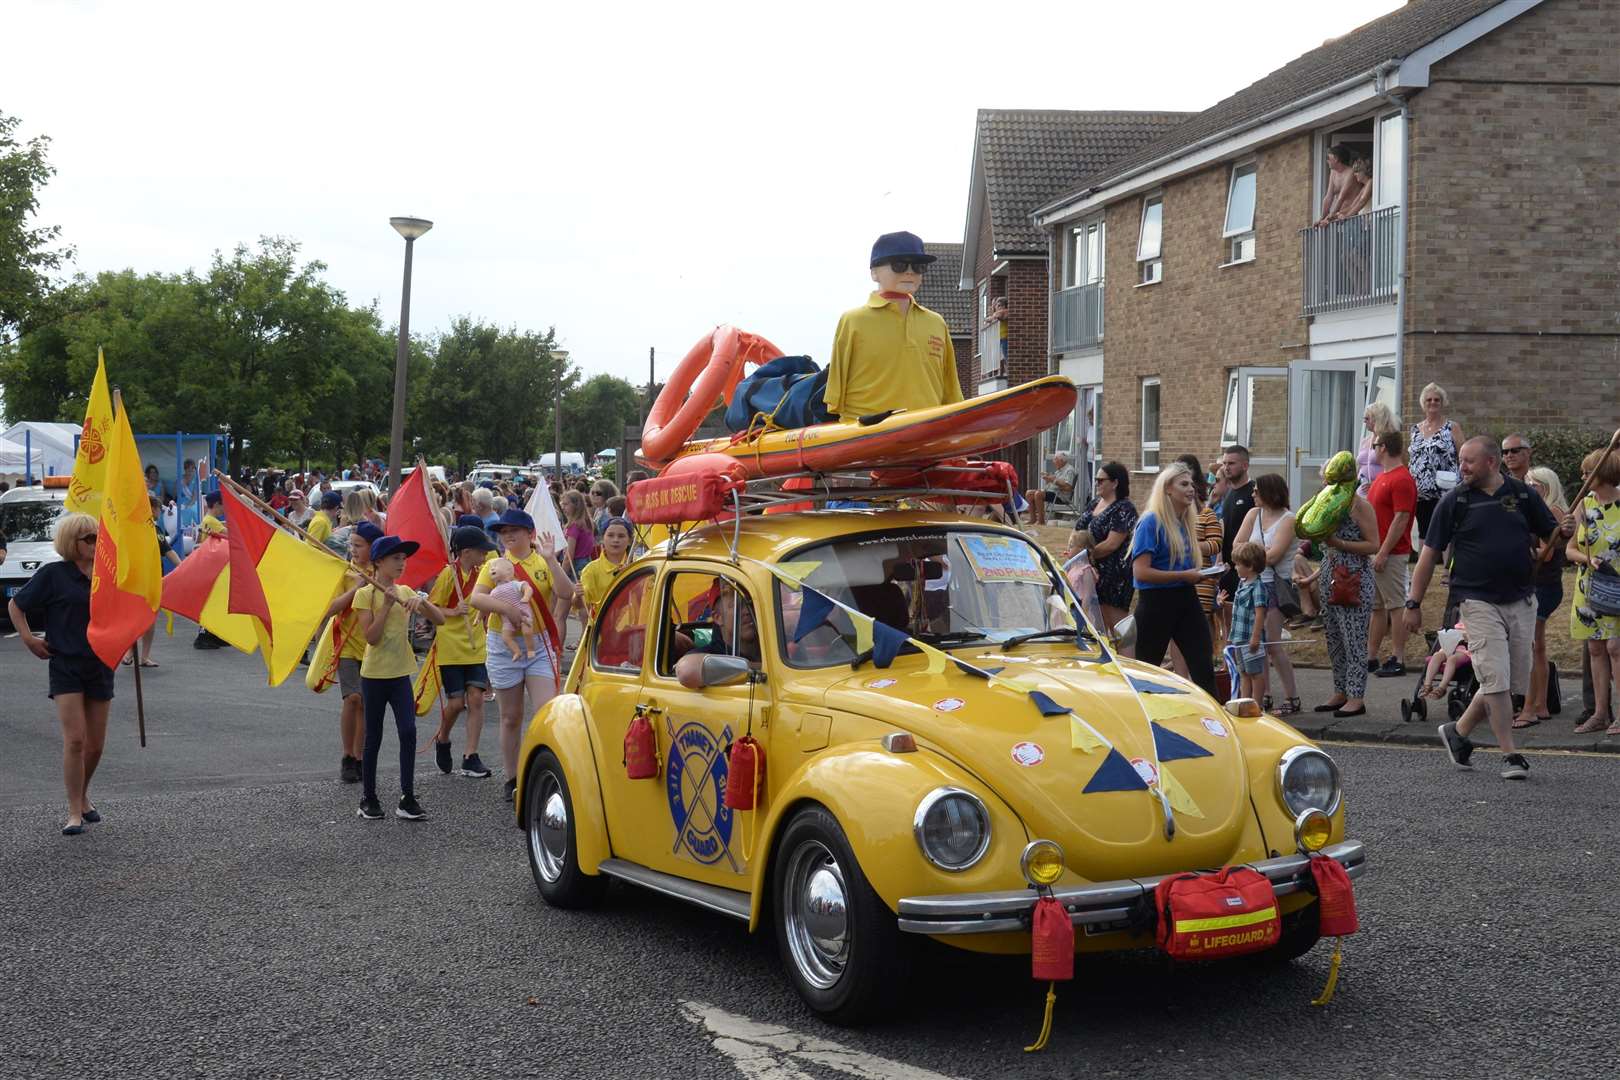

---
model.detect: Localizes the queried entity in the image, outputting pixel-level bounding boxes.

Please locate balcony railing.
[979,321,1003,377]
[1301,205,1401,315]
[1053,280,1104,351]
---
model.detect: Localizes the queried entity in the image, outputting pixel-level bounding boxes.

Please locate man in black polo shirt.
[1217,445,1255,597]
[1405,437,1558,780]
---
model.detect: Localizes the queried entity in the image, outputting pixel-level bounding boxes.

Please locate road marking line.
[681,1001,966,1080]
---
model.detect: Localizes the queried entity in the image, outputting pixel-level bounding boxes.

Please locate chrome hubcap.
[529,773,568,883]
[784,840,849,990]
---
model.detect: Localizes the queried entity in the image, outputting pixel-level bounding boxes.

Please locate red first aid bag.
[1310,855,1360,937]
[1155,866,1281,960]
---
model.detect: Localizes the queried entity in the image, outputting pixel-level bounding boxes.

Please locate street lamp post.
[388,216,433,495]
[551,349,569,480]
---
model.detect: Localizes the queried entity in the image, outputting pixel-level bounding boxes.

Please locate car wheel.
[1268,898,1322,962]
[773,805,908,1025]
[525,749,608,909]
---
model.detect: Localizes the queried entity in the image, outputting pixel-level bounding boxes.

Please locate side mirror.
[700,654,753,688]
[1111,614,1136,651]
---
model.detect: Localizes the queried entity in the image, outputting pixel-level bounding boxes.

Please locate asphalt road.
[3,623,1619,1079]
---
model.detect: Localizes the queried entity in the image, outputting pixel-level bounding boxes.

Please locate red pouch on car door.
[1155,866,1281,960]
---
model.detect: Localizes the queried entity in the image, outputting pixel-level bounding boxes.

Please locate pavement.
[4,619,1620,1078]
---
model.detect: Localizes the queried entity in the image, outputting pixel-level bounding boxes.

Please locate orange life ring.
[640,325,783,466]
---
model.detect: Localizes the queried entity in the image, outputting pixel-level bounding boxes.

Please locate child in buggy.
[1400,609,1479,723]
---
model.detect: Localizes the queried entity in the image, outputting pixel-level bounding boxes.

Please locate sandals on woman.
[1573,716,1610,734]
[1274,697,1301,716]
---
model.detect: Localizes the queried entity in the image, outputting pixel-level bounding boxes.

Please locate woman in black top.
[7,512,114,836]
[1077,462,1138,635]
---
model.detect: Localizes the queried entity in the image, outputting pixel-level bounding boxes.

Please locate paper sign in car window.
[960,534,1047,585]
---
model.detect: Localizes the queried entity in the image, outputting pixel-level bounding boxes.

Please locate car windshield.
[0,501,66,543]
[776,526,1086,667]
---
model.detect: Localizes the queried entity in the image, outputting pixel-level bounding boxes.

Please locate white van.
[0,484,69,614]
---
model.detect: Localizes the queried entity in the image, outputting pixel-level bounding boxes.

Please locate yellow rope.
[1023,983,1057,1052]
[1311,938,1344,1006]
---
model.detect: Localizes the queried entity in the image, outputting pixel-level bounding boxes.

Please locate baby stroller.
[1399,612,1478,724]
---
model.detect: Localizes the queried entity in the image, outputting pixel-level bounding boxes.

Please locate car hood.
[824,649,1252,881]
[0,541,59,580]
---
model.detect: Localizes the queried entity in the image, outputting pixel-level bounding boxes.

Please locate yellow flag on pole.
[252,531,350,686]
[104,395,162,606]
[65,347,115,518]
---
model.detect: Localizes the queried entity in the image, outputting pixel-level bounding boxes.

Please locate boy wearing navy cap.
[824,231,963,421]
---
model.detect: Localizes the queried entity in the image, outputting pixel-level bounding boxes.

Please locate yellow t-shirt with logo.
[353,583,418,679]
[306,512,333,544]
[579,553,630,612]
[824,293,963,420]
[476,551,554,637]
[338,570,368,660]
[427,561,490,665]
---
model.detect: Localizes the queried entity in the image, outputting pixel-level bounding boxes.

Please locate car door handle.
[634,703,664,718]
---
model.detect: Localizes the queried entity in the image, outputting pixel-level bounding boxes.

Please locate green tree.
[561,373,642,461]
[408,318,574,470]
[0,112,74,343]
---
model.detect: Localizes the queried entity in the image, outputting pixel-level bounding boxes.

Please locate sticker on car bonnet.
[1011,741,1045,767]
[1201,717,1230,738]
[1129,757,1160,787]
[933,697,965,712]
[866,678,897,689]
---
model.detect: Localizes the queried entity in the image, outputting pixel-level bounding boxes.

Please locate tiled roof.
[917,242,971,336]
[978,110,1192,255]
[1054,0,1507,204]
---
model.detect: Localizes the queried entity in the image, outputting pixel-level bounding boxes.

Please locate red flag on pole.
[160,533,232,620]
[386,466,450,590]
[218,482,275,634]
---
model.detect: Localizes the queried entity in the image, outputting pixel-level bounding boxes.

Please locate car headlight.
[1276,746,1342,818]
[913,787,991,872]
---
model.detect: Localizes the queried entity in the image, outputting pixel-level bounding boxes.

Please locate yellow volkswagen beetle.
[515,509,1364,1023]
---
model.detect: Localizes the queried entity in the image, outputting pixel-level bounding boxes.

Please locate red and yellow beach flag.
[87,393,161,668]
[64,348,114,518]
[386,465,449,590]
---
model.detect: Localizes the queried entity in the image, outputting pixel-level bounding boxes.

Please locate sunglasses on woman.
[884,259,929,274]
[78,535,97,546]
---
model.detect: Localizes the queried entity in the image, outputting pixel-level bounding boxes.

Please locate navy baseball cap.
[353,521,384,544]
[456,513,486,529]
[451,525,497,553]
[491,508,536,533]
[870,231,936,268]
[320,491,342,509]
[369,535,420,563]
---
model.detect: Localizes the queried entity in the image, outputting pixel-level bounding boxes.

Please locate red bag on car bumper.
[1155,866,1281,960]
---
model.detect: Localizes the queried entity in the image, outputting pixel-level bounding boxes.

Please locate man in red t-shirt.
[1367,431,1417,675]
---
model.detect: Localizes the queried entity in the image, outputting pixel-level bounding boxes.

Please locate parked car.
[514,508,1365,1022]
[0,484,69,622]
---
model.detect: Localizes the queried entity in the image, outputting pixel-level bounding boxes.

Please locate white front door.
[1289,360,1366,505]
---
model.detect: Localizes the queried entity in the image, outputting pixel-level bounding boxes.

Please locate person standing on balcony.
[825,232,962,422]
[1333,155,1374,220]
[1408,383,1465,543]
[1314,143,1365,227]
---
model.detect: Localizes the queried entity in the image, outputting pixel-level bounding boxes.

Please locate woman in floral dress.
[1568,448,1620,735]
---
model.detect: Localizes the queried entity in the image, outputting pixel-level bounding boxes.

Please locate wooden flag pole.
[1539,426,1620,564]
[109,388,150,748]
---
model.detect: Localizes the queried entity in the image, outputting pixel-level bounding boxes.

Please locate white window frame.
[1222,160,1257,265]
[1140,377,1161,472]
[1373,110,1404,210]
[1136,195,1163,286]
[1064,217,1105,289]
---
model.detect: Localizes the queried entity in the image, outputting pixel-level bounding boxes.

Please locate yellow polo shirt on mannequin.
[824,293,963,421]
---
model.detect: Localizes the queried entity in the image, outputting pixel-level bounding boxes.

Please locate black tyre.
[1399,700,1412,724]
[1411,697,1427,721]
[525,750,608,909]
[772,805,909,1025]
[1447,695,1466,722]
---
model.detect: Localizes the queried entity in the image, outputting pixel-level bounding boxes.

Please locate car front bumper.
[896,839,1366,936]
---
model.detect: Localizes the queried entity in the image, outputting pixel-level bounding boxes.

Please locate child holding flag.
[423,525,497,778]
[321,522,383,783]
[353,534,446,821]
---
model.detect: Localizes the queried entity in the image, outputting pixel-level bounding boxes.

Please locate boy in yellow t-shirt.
[824,231,963,422]
[424,525,497,778]
[352,534,445,822]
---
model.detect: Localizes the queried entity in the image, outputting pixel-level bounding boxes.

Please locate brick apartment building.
[959,109,1188,489]
[1031,0,1617,506]
[914,242,975,394]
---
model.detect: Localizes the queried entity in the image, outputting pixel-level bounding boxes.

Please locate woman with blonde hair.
[1357,401,1399,494]
[1568,448,1620,735]
[1408,382,1464,541]
[7,513,115,834]
[1515,465,1569,729]
[1129,462,1217,694]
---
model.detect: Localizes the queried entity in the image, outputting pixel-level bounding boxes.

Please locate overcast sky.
[10,0,1401,384]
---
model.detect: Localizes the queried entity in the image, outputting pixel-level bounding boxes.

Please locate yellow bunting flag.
[1157,765,1204,819]
[412,641,442,717]
[1069,716,1107,753]
[65,348,115,518]
[913,640,951,675]
[252,531,350,686]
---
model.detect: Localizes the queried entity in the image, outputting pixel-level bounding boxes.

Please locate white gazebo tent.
[0,421,80,478]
